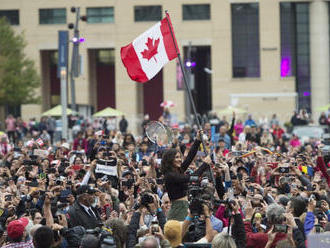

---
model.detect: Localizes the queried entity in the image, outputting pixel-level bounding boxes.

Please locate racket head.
[145,121,173,146]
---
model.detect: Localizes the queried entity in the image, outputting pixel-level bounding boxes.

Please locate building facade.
[0,0,329,132]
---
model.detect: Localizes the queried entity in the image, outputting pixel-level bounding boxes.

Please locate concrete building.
[0,0,329,133]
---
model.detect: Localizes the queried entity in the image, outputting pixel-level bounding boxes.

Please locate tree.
[0,17,40,109]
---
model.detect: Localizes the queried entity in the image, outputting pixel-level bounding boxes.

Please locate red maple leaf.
[141,37,160,62]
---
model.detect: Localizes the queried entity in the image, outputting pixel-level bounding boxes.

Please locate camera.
[86,227,116,248]
[141,159,148,166]
[134,193,154,211]
[188,183,210,217]
[273,224,288,233]
[121,178,134,188]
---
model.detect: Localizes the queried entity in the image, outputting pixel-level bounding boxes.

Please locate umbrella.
[93,107,124,117]
[218,106,247,114]
[316,104,330,111]
[160,100,175,108]
[42,105,75,116]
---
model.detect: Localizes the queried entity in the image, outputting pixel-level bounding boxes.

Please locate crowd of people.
[0,109,329,248]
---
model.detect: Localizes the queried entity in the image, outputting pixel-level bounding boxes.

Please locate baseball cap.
[164,220,182,247]
[76,185,96,195]
[7,217,29,239]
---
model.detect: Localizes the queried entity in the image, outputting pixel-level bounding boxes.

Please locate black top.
[164,140,209,201]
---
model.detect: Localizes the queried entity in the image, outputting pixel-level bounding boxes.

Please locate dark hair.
[161,148,179,174]
[80,234,100,248]
[104,218,127,248]
[33,226,54,248]
[30,209,41,220]
[289,196,306,217]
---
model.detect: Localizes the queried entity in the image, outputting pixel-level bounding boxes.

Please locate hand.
[51,223,64,231]
[58,214,68,228]
[203,204,210,216]
[44,192,53,206]
[244,201,254,219]
[153,227,165,241]
[290,164,302,176]
[284,213,297,228]
[196,130,203,141]
[267,226,276,244]
[321,200,329,212]
[260,201,268,213]
[307,198,316,212]
[203,155,212,165]
[110,210,118,219]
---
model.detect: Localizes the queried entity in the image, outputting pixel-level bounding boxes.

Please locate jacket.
[67,201,102,229]
[127,210,167,248]
[304,212,314,236]
[244,221,287,248]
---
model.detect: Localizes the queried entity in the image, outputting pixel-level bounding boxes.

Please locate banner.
[95,159,117,177]
[33,149,49,158]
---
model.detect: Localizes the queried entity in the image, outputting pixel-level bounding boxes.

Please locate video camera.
[188,178,211,217]
[86,226,116,248]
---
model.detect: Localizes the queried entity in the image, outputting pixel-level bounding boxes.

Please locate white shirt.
[80,203,96,218]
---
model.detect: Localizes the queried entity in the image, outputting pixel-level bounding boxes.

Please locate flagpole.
[165,11,215,185]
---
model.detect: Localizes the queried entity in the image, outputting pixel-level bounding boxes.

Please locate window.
[231,3,260,78]
[280,2,311,111]
[182,4,210,20]
[39,8,66,24]
[295,3,311,110]
[280,3,296,77]
[87,7,114,23]
[134,6,161,22]
[0,10,19,25]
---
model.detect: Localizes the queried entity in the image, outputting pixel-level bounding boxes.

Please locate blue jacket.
[304,212,314,236]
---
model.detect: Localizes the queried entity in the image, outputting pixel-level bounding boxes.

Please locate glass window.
[134,6,162,22]
[39,8,66,24]
[87,7,114,23]
[182,4,210,20]
[0,10,19,25]
[231,3,260,78]
[281,3,310,110]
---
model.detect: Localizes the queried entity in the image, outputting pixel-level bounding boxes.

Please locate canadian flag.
[26,139,34,147]
[121,13,179,83]
[36,138,44,147]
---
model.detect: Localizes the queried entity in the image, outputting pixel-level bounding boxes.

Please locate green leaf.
[0,17,40,106]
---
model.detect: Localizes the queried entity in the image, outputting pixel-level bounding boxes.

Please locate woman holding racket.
[161,130,211,221]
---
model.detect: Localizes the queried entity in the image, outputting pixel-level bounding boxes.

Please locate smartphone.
[279,167,290,173]
[273,224,288,233]
[5,195,12,201]
[151,221,159,234]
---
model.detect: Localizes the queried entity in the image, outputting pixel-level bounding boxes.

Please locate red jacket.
[315,156,330,187]
[244,221,287,248]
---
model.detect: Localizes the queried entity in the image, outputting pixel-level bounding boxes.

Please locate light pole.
[68,7,87,112]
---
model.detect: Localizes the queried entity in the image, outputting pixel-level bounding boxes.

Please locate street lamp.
[67,7,87,112]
